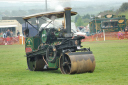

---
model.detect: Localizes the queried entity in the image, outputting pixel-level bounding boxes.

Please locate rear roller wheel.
[27,56,45,71]
[27,57,36,71]
[60,54,71,74]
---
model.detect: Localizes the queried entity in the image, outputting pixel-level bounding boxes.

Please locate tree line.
[0,2,128,27]
[74,14,95,27]
[75,2,128,27]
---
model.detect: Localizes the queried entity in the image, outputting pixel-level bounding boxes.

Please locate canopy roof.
[23,10,77,20]
[0,25,17,28]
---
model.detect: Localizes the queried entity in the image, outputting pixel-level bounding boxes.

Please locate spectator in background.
[124,26,128,32]
[3,32,6,38]
[6,29,11,37]
[10,30,13,37]
[3,32,6,44]
[118,31,123,40]
[17,30,20,36]
[99,29,102,33]
[0,32,3,37]
[6,29,11,45]
[17,30,20,43]
[23,29,26,37]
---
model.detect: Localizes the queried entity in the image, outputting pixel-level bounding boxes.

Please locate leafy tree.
[82,14,90,19]
[118,2,128,12]
[75,14,94,27]
[75,16,84,26]
[74,14,80,23]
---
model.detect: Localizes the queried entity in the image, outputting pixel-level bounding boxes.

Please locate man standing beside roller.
[6,29,11,44]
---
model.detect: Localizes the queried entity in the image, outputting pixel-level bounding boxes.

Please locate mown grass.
[0,40,128,85]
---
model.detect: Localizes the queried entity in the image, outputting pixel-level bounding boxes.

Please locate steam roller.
[23,7,95,74]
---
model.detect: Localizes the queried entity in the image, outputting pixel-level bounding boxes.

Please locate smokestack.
[64,7,72,33]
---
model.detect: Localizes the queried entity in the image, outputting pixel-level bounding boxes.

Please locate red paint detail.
[25,47,32,53]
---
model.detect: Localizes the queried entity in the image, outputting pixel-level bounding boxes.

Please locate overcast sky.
[0,0,127,13]
[0,0,128,2]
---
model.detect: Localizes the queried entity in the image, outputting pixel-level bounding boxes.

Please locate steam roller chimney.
[64,7,72,34]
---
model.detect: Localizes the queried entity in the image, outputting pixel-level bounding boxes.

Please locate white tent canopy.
[0,25,17,28]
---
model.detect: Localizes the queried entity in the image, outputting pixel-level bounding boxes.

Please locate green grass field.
[0,40,128,85]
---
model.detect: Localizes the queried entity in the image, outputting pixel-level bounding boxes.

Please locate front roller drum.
[60,52,96,74]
